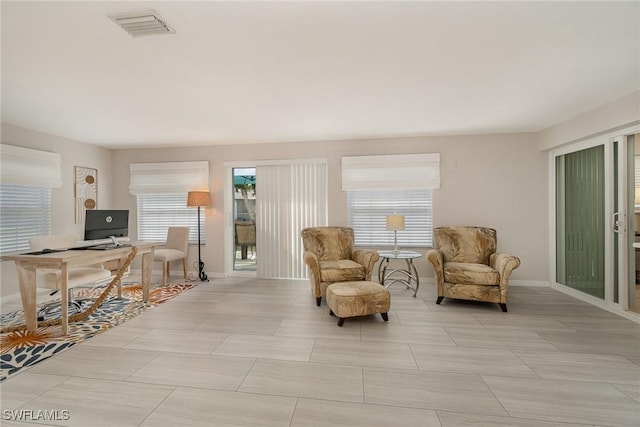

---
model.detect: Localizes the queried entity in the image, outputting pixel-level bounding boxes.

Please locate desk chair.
[154,226,190,285]
[29,234,112,319]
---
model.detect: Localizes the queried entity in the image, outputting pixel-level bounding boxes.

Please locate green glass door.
[556,145,605,298]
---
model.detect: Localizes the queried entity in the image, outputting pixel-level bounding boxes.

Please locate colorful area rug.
[0,282,195,382]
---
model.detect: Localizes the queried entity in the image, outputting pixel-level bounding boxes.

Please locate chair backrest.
[301,226,354,261]
[29,234,78,251]
[433,226,496,264]
[235,220,256,245]
[166,226,190,253]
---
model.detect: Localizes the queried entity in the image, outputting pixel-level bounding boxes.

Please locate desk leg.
[15,263,37,332]
[60,264,69,335]
[141,250,153,303]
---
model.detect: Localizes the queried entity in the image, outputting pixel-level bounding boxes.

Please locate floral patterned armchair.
[301,226,380,306]
[426,226,520,312]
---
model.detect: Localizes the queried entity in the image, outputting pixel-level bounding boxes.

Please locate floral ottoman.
[326,281,390,327]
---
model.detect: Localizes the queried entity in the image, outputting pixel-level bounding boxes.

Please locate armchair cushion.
[443,262,499,286]
[319,259,365,282]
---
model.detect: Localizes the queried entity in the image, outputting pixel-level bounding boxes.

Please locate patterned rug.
[0,282,196,382]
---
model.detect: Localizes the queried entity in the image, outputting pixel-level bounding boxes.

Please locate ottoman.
[326,281,390,327]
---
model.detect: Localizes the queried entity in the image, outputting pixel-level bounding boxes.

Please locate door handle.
[613,212,626,234]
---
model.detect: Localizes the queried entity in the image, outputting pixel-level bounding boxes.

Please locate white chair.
[29,234,112,317]
[154,227,190,285]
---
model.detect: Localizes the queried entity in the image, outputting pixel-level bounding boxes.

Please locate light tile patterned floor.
[1,276,640,426]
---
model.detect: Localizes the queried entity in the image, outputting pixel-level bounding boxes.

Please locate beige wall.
[538,90,640,151]
[1,124,113,296]
[0,124,548,299]
[113,133,548,283]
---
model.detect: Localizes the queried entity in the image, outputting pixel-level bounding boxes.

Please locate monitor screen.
[84,209,129,241]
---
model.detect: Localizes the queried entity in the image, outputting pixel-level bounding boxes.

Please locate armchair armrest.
[351,249,380,280]
[303,250,322,296]
[490,252,521,287]
[426,249,444,286]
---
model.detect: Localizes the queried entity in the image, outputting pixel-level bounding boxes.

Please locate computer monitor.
[84,209,129,241]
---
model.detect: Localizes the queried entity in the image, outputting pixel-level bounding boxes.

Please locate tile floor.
[1,276,640,426]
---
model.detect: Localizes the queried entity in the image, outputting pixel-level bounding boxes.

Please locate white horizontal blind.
[256,161,327,279]
[347,189,432,248]
[137,193,204,244]
[0,185,51,253]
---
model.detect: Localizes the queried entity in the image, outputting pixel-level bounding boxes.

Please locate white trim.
[224,158,326,167]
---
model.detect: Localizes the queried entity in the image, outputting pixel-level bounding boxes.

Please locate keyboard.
[87,244,131,251]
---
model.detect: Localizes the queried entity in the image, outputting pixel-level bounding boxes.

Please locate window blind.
[129,161,209,194]
[347,189,433,248]
[0,185,51,253]
[342,153,440,191]
[256,161,327,279]
[137,193,204,244]
[0,144,62,188]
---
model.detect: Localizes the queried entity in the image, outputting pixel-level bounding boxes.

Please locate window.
[0,185,52,253]
[341,153,439,249]
[0,144,61,253]
[130,161,210,244]
[137,193,204,244]
[347,189,433,248]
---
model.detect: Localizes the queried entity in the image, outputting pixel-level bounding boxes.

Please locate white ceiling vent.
[110,10,175,38]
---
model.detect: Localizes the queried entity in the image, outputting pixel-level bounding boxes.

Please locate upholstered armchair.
[426,226,520,312]
[301,226,380,306]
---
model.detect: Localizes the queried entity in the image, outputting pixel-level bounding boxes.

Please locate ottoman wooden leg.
[381,312,388,321]
[337,317,345,327]
[329,309,335,316]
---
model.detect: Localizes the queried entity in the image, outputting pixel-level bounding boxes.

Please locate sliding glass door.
[553,132,636,315]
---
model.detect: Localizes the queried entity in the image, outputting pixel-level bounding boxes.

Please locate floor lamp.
[187,190,211,282]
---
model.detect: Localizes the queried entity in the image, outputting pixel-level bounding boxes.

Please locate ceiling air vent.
[110,10,175,38]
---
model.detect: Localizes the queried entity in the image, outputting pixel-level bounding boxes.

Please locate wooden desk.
[1,241,158,335]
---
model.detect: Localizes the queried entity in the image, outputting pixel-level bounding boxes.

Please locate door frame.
[549,124,640,322]
[223,161,257,277]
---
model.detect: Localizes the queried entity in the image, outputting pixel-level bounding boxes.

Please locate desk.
[377,250,422,297]
[1,241,158,335]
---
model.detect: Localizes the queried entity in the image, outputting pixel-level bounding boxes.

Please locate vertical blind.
[256,161,327,279]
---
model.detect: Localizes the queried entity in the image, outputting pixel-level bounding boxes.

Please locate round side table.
[377,250,423,297]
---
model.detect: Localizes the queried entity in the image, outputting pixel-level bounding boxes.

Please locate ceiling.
[1,1,638,150]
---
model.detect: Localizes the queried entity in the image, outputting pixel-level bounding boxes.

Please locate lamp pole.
[197,205,208,281]
[187,190,211,282]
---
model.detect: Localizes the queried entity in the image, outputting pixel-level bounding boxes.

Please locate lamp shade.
[187,191,211,207]
[386,214,405,231]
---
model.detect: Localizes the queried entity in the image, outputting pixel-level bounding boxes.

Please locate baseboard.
[129,268,224,281]
[510,279,549,287]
